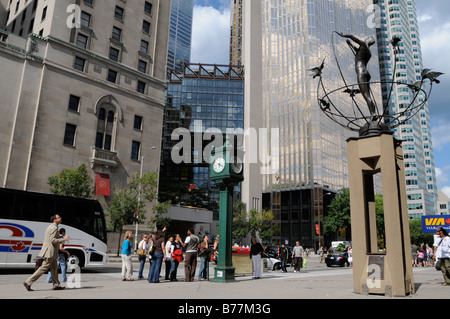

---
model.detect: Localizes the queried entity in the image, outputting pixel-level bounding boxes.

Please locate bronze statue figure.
[337,32,377,119]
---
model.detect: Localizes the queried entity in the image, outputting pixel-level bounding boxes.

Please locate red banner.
[315,224,320,235]
[95,173,110,196]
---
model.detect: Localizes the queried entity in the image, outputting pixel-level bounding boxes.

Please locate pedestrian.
[411,244,418,267]
[148,230,165,283]
[198,235,210,280]
[418,245,425,267]
[292,241,304,273]
[164,235,174,280]
[347,244,353,269]
[181,228,199,282]
[279,243,289,272]
[46,228,70,283]
[319,246,324,263]
[170,234,183,281]
[434,227,450,286]
[137,234,149,280]
[121,231,134,281]
[23,214,70,291]
[250,237,263,279]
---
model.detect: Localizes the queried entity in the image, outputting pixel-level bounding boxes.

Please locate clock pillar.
[213,183,236,282]
[210,136,244,283]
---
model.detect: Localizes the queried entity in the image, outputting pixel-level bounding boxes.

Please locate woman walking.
[148,230,165,283]
[121,231,134,281]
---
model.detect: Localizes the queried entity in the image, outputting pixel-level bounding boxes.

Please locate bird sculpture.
[422,70,444,84]
[343,88,361,97]
[309,59,325,79]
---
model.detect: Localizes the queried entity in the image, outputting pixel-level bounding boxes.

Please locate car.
[325,251,349,267]
[263,245,293,266]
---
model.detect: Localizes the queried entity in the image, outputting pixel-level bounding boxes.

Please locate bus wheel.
[67,250,85,271]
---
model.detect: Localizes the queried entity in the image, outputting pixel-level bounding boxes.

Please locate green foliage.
[232,200,274,242]
[147,201,172,230]
[107,171,158,232]
[323,189,351,237]
[47,163,93,198]
[409,219,434,246]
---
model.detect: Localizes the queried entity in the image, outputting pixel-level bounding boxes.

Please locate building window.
[95,106,116,151]
[142,20,151,34]
[109,47,120,62]
[107,69,118,83]
[134,115,143,130]
[112,26,122,41]
[137,81,146,94]
[74,56,86,71]
[81,11,91,27]
[68,95,80,112]
[140,40,149,53]
[63,124,77,146]
[41,6,47,21]
[144,1,153,15]
[115,6,124,21]
[138,60,147,73]
[76,33,89,49]
[131,141,141,160]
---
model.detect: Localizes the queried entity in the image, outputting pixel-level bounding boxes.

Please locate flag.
[95,173,110,196]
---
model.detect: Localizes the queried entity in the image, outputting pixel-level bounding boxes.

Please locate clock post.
[210,136,244,283]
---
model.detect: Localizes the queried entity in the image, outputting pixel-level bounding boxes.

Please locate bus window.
[0,192,15,219]
[56,200,91,234]
[17,195,53,222]
[93,212,106,242]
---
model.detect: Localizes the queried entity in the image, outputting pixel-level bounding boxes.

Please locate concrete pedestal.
[347,133,415,297]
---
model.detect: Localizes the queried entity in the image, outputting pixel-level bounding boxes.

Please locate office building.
[0,0,170,220]
[230,0,243,66]
[160,63,244,211]
[241,0,381,248]
[167,0,194,71]
[374,0,438,219]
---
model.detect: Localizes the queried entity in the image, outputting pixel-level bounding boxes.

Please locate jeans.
[47,254,67,282]
[198,257,207,279]
[138,255,146,279]
[170,259,179,281]
[148,252,163,283]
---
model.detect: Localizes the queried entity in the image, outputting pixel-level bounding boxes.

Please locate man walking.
[292,241,304,273]
[434,227,450,286]
[24,214,70,291]
[181,228,199,282]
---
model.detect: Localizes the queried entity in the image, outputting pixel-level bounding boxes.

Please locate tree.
[409,219,434,247]
[147,201,172,231]
[107,171,158,254]
[47,163,93,198]
[231,201,274,243]
[323,189,351,239]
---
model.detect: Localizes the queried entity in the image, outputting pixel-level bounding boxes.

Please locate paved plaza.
[0,254,448,300]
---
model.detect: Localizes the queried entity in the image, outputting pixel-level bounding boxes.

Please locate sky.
[191,0,450,197]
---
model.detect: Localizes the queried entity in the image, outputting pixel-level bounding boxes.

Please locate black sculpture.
[310,32,444,137]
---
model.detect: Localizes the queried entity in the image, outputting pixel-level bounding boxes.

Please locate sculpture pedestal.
[347,132,415,297]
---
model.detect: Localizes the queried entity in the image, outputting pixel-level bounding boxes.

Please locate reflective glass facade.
[167,0,194,70]
[259,0,380,247]
[160,64,244,209]
[374,0,438,217]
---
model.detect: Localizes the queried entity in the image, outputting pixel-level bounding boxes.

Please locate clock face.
[213,156,226,173]
[231,160,243,174]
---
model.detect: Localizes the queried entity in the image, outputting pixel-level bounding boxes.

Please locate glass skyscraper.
[160,63,244,209]
[167,0,194,71]
[374,0,438,218]
[248,0,381,248]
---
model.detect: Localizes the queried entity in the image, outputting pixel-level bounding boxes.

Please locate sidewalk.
[1,254,448,300]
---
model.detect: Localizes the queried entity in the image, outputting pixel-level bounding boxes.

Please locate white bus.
[0,188,108,268]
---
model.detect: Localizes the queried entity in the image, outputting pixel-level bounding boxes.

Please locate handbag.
[137,248,146,257]
[35,256,44,271]
[435,260,441,271]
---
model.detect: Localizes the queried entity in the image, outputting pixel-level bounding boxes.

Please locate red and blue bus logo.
[0,223,35,253]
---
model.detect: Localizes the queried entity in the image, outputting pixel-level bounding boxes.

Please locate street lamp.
[134,145,156,252]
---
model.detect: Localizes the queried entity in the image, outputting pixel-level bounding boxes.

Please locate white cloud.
[441,186,450,198]
[190,6,230,65]
[431,121,450,151]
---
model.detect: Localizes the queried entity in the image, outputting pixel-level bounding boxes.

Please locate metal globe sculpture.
[311,31,443,137]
